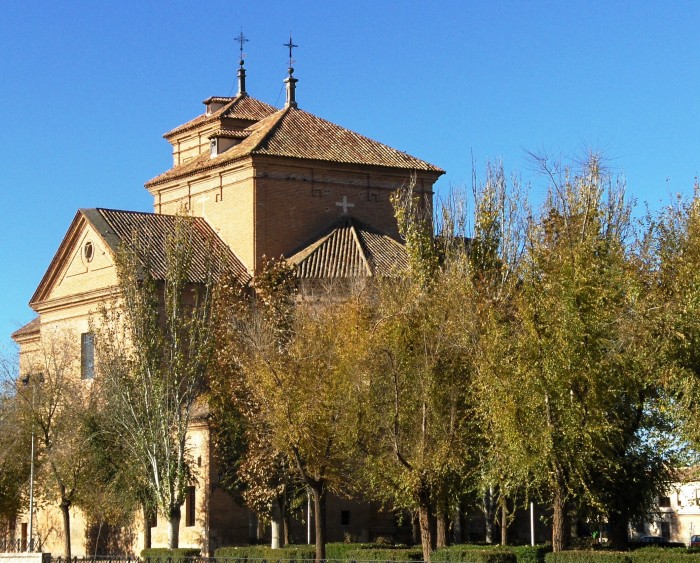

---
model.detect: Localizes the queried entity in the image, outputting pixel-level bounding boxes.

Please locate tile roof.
[11,317,40,340]
[164,94,277,139]
[288,217,408,279]
[82,209,251,285]
[147,106,444,187]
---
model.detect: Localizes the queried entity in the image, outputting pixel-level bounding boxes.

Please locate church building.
[11,42,444,556]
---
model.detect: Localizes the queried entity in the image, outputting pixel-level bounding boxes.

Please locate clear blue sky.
[1,0,698,346]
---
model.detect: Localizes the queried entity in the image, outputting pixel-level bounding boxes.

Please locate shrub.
[344,548,423,562]
[326,543,372,561]
[433,547,517,563]
[215,545,316,562]
[510,545,552,563]
[630,547,698,562]
[141,548,202,562]
[545,552,632,563]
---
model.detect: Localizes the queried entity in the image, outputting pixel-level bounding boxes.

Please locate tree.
[501,154,656,551]
[95,215,221,548]
[218,258,368,563]
[0,370,30,541]
[362,181,481,562]
[6,330,97,558]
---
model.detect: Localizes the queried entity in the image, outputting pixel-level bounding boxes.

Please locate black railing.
[0,537,42,553]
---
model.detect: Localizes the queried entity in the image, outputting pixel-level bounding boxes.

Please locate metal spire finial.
[283,33,298,70]
[235,30,249,96]
[236,30,249,66]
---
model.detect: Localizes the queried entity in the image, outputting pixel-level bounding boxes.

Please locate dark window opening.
[81,332,95,380]
[660,521,671,539]
[341,510,351,526]
[21,522,27,552]
[659,496,671,508]
[148,510,157,528]
[185,486,195,527]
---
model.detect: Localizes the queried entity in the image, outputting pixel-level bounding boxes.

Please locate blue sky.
[1,0,698,346]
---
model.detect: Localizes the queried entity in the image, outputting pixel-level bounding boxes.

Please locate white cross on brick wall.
[335,195,355,214]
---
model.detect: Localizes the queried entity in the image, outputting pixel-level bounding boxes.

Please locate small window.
[84,241,94,262]
[659,496,671,508]
[341,510,350,526]
[660,521,671,539]
[148,510,157,528]
[185,486,195,527]
[210,139,218,157]
[81,332,95,380]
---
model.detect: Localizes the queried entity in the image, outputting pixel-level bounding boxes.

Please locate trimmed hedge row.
[432,547,517,563]
[545,549,700,563]
[214,543,548,563]
[215,546,315,561]
[142,548,202,561]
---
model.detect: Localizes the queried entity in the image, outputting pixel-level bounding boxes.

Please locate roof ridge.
[348,220,373,276]
[242,106,291,154]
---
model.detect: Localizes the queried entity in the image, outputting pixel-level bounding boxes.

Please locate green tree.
[9,330,98,558]
[505,154,652,551]
[362,182,481,562]
[95,215,220,548]
[220,259,368,562]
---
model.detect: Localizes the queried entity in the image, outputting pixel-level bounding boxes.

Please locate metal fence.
[0,538,42,553]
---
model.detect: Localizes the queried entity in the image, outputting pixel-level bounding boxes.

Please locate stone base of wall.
[0,553,51,563]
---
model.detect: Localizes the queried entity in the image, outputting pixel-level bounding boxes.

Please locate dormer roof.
[163,94,277,139]
[288,216,408,279]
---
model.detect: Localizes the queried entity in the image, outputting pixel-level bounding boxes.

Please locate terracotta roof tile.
[147,106,443,187]
[208,129,250,139]
[83,209,251,285]
[11,317,40,340]
[254,108,444,172]
[164,94,276,139]
[288,217,408,279]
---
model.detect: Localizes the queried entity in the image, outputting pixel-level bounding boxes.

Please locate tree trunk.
[59,499,71,560]
[452,505,462,544]
[551,486,567,552]
[500,494,508,546]
[411,512,420,545]
[436,502,447,548]
[608,512,629,551]
[142,504,152,550]
[168,504,181,549]
[483,486,496,544]
[417,483,434,563]
[271,501,283,549]
[311,484,326,563]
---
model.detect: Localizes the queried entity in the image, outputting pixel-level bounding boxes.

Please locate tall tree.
[362,181,481,563]
[506,154,650,550]
[219,259,368,563]
[95,215,220,548]
[6,330,97,558]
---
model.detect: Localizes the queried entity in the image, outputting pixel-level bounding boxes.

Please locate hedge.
[545,552,632,563]
[141,548,202,561]
[215,546,316,561]
[630,547,699,562]
[344,548,424,562]
[325,543,407,560]
[509,546,551,563]
[433,547,517,563]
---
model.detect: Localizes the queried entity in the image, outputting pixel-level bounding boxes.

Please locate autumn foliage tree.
[96,216,221,548]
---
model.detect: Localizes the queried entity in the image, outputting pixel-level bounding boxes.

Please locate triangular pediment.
[30,210,119,309]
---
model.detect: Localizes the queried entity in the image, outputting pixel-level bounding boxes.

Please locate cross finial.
[236,30,249,66]
[284,32,298,69]
[235,30,249,96]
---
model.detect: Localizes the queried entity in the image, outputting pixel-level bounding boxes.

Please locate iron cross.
[284,33,298,67]
[236,30,249,61]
